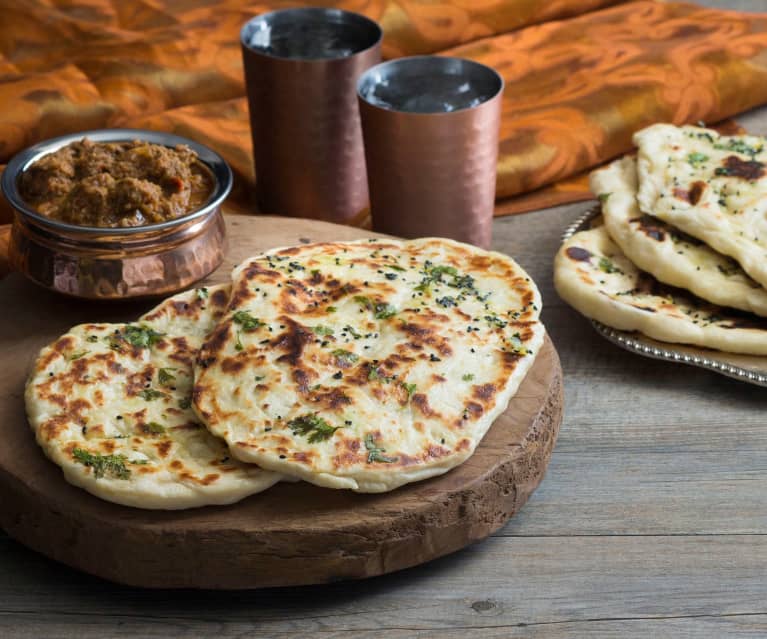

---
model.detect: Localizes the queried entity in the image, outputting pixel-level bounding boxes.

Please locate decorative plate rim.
[562,204,767,387]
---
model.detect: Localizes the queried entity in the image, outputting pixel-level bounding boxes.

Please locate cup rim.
[357,55,505,116]
[240,8,382,63]
[1,128,233,237]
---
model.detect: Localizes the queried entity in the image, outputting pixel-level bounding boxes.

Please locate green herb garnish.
[353,296,397,320]
[508,333,528,355]
[72,448,131,480]
[687,152,709,166]
[145,421,166,435]
[68,350,89,361]
[598,257,622,274]
[343,325,362,339]
[232,310,265,331]
[401,382,417,399]
[714,139,763,157]
[196,287,208,300]
[288,414,341,443]
[312,325,334,336]
[384,264,405,272]
[462,373,475,381]
[139,389,167,401]
[332,349,359,365]
[158,368,177,385]
[597,192,611,203]
[122,325,165,349]
[178,397,192,410]
[364,434,397,464]
[368,366,395,384]
[326,306,337,313]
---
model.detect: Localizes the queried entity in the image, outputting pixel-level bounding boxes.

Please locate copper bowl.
[1,129,232,300]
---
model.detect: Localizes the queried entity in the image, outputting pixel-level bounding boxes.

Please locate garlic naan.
[25,285,283,509]
[593,155,767,316]
[193,238,543,492]
[635,124,767,288]
[554,225,767,355]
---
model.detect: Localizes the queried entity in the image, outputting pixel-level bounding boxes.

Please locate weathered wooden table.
[3,2,767,636]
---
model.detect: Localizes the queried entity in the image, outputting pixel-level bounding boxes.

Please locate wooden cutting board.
[0,214,563,589]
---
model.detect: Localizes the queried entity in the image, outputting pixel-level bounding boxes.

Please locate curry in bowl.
[18,138,215,228]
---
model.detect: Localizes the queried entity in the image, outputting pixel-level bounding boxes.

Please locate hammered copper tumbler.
[358,56,504,248]
[241,9,382,223]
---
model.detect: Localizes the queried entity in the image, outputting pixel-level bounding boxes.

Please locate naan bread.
[635,123,767,287]
[25,285,283,509]
[193,238,543,493]
[554,225,767,355]
[593,155,767,316]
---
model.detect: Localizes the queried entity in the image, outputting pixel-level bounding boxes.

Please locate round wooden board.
[0,214,563,589]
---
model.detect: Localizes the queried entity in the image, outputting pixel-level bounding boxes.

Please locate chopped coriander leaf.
[326,306,337,313]
[254,375,265,382]
[597,192,611,203]
[178,397,192,410]
[598,257,622,274]
[122,325,165,349]
[401,382,417,399]
[343,325,363,339]
[288,414,341,443]
[235,331,244,351]
[232,310,265,331]
[68,350,89,361]
[72,448,131,480]
[687,152,709,166]
[158,367,177,385]
[384,264,405,272]
[353,295,373,310]
[196,287,209,300]
[368,366,395,383]
[508,333,528,355]
[312,325,334,336]
[713,139,763,157]
[139,388,167,401]
[145,421,166,435]
[364,434,397,464]
[484,314,508,329]
[374,303,397,319]
[354,296,397,319]
[462,373,475,381]
[332,349,359,364]
[86,335,99,343]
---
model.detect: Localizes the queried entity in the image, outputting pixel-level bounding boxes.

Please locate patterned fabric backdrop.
[0,0,766,241]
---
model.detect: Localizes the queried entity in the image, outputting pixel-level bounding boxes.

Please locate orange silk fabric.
[1,0,767,235]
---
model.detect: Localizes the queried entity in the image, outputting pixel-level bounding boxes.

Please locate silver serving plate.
[563,205,767,387]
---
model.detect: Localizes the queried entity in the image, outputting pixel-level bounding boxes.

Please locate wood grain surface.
[2,2,766,634]
[0,215,562,589]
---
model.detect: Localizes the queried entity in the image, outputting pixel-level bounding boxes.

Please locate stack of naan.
[26,238,544,508]
[555,123,767,355]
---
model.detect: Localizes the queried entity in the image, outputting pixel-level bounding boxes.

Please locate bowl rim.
[1,128,234,236]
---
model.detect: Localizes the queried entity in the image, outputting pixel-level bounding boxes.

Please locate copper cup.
[357,56,504,248]
[241,8,382,223]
